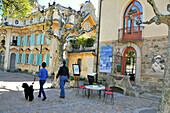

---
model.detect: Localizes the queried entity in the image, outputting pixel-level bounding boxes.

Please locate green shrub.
[85,38,95,47]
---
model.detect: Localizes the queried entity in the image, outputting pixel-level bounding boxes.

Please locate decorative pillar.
[4,28,12,70]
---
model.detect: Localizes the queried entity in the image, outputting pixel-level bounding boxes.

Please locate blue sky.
[38,0,99,15]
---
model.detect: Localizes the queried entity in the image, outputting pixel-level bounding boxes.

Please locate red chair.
[103,87,114,105]
[76,85,86,96]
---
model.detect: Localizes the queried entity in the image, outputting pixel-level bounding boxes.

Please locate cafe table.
[85,85,105,99]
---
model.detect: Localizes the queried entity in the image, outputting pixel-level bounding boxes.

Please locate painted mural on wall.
[151,55,165,73]
[99,46,113,73]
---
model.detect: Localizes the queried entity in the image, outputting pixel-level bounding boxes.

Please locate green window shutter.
[36,54,39,65]
[25,36,28,46]
[38,34,41,45]
[39,54,43,66]
[16,53,19,63]
[17,36,21,46]
[31,54,34,65]
[46,54,50,66]
[32,34,35,45]
[41,34,44,45]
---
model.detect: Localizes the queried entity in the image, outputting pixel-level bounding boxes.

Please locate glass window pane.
[134,1,143,12]
[128,6,138,15]
[125,2,133,16]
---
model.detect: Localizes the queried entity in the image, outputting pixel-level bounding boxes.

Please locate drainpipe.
[95,0,102,83]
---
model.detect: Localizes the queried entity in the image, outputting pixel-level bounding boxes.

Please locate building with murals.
[0,1,97,77]
[98,0,169,93]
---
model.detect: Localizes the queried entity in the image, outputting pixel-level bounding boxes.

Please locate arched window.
[123,0,143,40]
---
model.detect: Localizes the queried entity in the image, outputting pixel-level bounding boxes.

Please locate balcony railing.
[118,26,144,42]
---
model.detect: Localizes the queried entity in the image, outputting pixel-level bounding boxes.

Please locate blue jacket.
[36,68,49,80]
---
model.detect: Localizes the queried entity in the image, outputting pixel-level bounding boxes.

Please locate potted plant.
[116,64,122,75]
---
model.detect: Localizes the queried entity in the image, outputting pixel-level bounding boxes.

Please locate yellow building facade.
[0,1,97,77]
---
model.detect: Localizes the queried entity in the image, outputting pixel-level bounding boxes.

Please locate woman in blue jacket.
[36,62,48,101]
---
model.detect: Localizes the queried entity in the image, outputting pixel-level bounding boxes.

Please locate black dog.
[22,83,34,101]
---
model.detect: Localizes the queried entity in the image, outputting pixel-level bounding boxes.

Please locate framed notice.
[72,64,80,76]
[99,46,113,73]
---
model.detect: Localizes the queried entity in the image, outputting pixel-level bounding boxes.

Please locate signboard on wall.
[99,46,113,73]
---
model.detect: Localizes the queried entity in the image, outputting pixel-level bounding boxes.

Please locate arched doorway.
[10,53,16,72]
[122,47,136,82]
[0,51,5,69]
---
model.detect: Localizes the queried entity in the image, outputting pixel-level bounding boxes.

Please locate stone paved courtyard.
[0,71,159,113]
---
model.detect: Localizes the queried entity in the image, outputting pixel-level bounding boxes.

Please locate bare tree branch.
[129,0,170,26]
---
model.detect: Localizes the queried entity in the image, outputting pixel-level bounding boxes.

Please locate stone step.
[139,93,161,101]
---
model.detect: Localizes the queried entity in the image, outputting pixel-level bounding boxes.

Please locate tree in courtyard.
[38,2,96,87]
[1,0,37,18]
[129,0,170,112]
[41,2,96,67]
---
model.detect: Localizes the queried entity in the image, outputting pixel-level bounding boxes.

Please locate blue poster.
[99,46,113,73]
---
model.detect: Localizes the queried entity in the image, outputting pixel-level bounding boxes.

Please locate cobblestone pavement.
[0,71,159,113]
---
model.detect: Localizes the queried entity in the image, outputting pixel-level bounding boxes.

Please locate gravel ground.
[0,71,159,113]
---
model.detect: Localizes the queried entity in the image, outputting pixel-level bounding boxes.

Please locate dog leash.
[32,76,36,85]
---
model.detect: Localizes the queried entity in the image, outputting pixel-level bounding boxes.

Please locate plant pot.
[116,72,121,75]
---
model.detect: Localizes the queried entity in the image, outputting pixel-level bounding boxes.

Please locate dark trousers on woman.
[38,80,46,98]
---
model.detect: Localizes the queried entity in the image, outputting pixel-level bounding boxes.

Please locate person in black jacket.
[56,60,70,98]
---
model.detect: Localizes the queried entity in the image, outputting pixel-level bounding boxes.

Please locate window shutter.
[21,53,24,63]
[25,36,28,46]
[16,53,19,63]
[47,39,51,44]
[17,36,21,46]
[32,34,35,45]
[39,54,43,66]
[36,54,39,65]
[30,54,33,65]
[38,34,41,45]
[28,54,31,64]
[66,58,68,66]
[30,35,32,45]
[46,54,50,66]
[23,36,25,46]
[23,53,26,64]
[41,34,44,45]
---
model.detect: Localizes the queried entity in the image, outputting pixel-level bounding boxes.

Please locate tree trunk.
[159,26,170,113]
[51,41,65,88]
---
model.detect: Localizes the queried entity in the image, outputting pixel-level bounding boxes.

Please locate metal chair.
[103,87,114,105]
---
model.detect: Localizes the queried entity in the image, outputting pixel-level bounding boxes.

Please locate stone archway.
[0,51,5,70]
[120,42,141,85]
[10,53,16,72]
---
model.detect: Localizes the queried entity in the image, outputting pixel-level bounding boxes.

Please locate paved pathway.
[0,71,159,113]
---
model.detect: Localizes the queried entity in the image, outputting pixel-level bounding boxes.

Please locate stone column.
[49,38,57,74]
[159,25,170,113]
[4,28,12,70]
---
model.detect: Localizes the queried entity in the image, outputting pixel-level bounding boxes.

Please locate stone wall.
[98,36,168,92]
[140,36,168,92]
